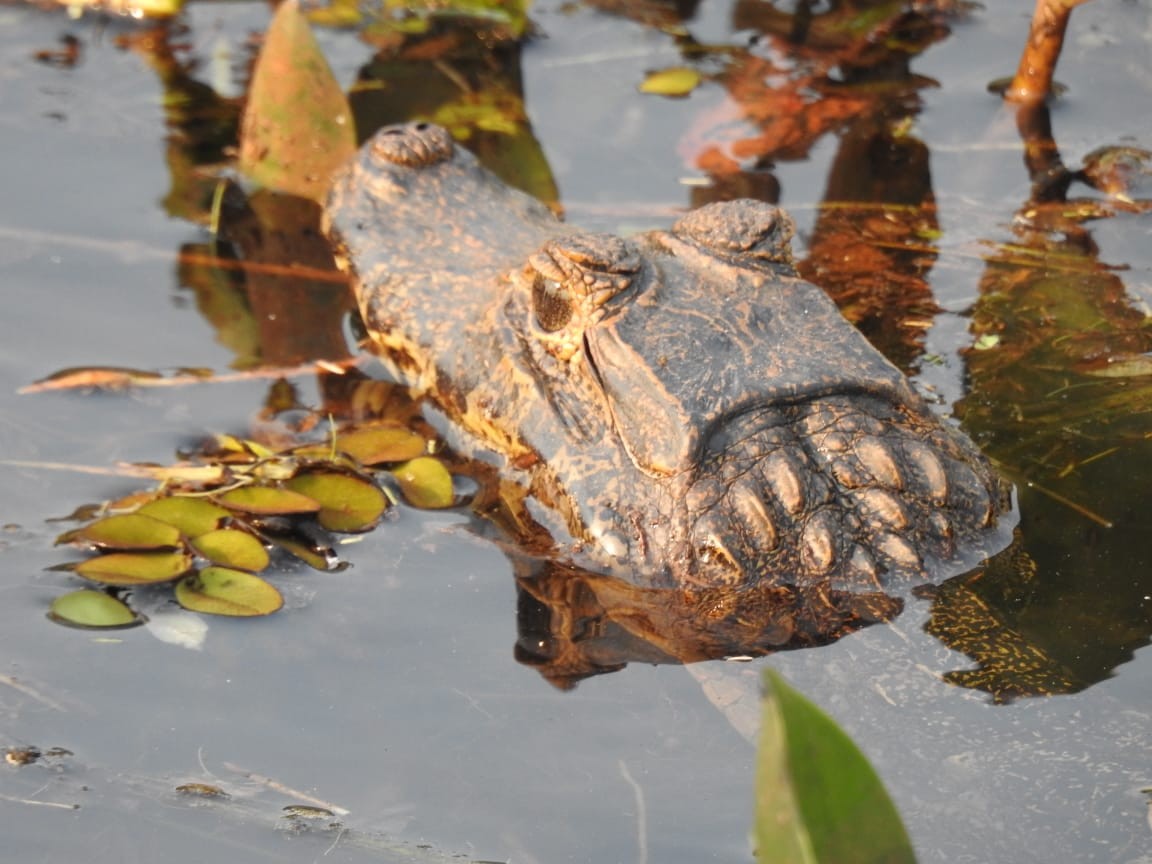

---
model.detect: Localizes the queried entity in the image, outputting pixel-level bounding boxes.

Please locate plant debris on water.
[47,420,459,628]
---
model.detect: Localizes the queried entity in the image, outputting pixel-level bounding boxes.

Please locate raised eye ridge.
[672,200,795,265]
[369,123,455,168]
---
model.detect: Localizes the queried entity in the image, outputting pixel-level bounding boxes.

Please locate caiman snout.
[682,394,1004,591]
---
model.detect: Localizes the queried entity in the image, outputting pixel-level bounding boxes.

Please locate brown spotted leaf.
[238,0,356,202]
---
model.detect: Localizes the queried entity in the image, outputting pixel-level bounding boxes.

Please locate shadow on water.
[2,0,1152,861]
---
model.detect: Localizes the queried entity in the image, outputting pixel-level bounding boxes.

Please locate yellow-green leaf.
[264,530,346,572]
[756,669,915,864]
[217,486,321,516]
[191,529,271,572]
[68,513,183,551]
[392,456,455,509]
[74,551,194,586]
[286,472,388,532]
[638,67,702,98]
[48,590,143,630]
[238,0,356,202]
[175,568,284,617]
[137,497,231,538]
[335,426,428,465]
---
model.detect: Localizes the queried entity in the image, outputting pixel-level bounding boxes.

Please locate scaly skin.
[324,122,1013,592]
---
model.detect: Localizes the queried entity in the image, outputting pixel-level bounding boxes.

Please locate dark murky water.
[1,1,1150,861]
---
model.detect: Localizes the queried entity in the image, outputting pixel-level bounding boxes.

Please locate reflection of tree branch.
[1013,100,1073,203]
[1003,0,1091,104]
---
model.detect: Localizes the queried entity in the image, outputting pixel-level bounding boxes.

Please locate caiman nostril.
[369,122,455,168]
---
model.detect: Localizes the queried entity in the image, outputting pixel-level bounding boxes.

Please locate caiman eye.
[532,275,573,332]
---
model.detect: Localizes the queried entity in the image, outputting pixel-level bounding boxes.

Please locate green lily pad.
[216,486,322,516]
[638,66,702,98]
[190,529,271,572]
[756,669,915,864]
[74,551,194,586]
[47,590,143,630]
[392,457,455,509]
[335,426,427,465]
[137,497,231,538]
[66,513,183,551]
[175,567,284,617]
[286,471,388,532]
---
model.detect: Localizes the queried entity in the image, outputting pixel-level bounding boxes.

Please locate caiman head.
[325,123,1014,594]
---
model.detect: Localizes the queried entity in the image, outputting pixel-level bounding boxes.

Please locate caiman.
[323,122,1013,628]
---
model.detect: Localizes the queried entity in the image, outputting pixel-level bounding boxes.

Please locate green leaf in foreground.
[238,0,356,202]
[175,567,284,617]
[48,590,143,630]
[190,529,271,572]
[74,551,195,586]
[756,669,916,864]
[392,457,455,509]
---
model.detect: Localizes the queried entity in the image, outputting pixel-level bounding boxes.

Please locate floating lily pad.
[190,529,271,572]
[335,426,427,465]
[286,472,388,532]
[47,590,143,630]
[66,513,183,551]
[392,457,455,509]
[74,551,194,586]
[175,567,284,617]
[137,497,231,538]
[638,66,702,98]
[216,486,321,516]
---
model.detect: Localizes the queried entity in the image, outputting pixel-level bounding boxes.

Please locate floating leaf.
[238,0,356,202]
[191,529,271,572]
[638,67,702,98]
[74,551,194,586]
[756,669,915,864]
[972,333,1000,351]
[335,426,427,465]
[392,457,455,509]
[68,513,183,551]
[263,529,346,572]
[137,497,231,538]
[48,590,143,630]
[217,486,321,516]
[286,471,388,532]
[175,567,284,617]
